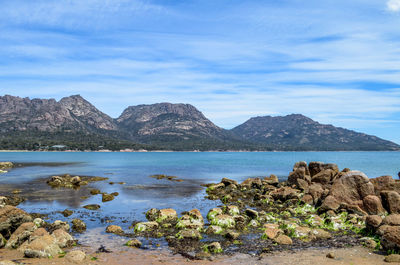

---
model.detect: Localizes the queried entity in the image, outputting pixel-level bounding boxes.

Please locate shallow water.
[0,151,399,248]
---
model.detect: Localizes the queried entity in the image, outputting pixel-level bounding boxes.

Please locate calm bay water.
[0,151,399,246]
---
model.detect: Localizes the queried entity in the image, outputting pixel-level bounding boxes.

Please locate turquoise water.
[0,151,399,234]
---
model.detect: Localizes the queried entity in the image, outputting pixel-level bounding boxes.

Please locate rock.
[30,228,50,241]
[262,227,282,239]
[52,220,70,232]
[301,194,314,205]
[274,234,292,245]
[21,234,62,258]
[6,222,36,249]
[294,226,312,238]
[296,178,309,191]
[361,237,377,249]
[90,189,101,195]
[381,191,400,214]
[211,214,235,228]
[377,225,392,236]
[106,225,123,234]
[241,178,262,189]
[385,254,400,263]
[145,208,158,221]
[363,195,385,215]
[51,229,73,248]
[102,193,115,202]
[207,208,223,221]
[366,215,383,229]
[245,209,258,219]
[326,252,335,259]
[33,218,44,228]
[270,187,299,201]
[207,183,225,193]
[70,176,81,185]
[308,183,324,204]
[0,162,13,170]
[126,239,142,248]
[320,195,340,212]
[221,178,238,186]
[312,229,332,239]
[60,209,73,217]
[0,206,32,238]
[83,204,100,210]
[65,250,86,263]
[71,219,86,233]
[329,171,375,210]
[158,208,178,223]
[312,169,335,186]
[206,225,223,235]
[308,162,338,177]
[188,209,203,222]
[0,233,6,248]
[226,205,240,216]
[224,230,240,240]
[370,175,395,194]
[176,229,202,240]
[176,215,204,230]
[263,175,279,186]
[204,242,222,253]
[0,261,17,265]
[134,221,159,233]
[288,162,311,186]
[382,214,400,226]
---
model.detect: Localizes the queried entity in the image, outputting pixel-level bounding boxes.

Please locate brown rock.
[366,215,383,229]
[106,225,123,234]
[21,234,62,258]
[309,162,339,177]
[6,222,36,249]
[370,175,395,194]
[274,234,292,245]
[263,175,279,186]
[309,183,324,204]
[381,191,400,214]
[221,178,238,186]
[263,227,282,239]
[241,178,262,189]
[326,252,335,259]
[65,250,86,263]
[312,169,335,186]
[0,206,32,238]
[320,195,340,212]
[126,239,142,248]
[301,194,314,205]
[71,219,86,233]
[382,226,400,250]
[385,254,400,263]
[329,171,374,210]
[363,195,385,215]
[51,229,73,248]
[382,214,400,226]
[271,187,299,201]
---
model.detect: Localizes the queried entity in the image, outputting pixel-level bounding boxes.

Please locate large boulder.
[311,169,336,186]
[20,234,62,258]
[382,214,400,226]
[370,176,395,194]
[382,226,400,251]
[329,171,374,210]
[0,206,32,238]
[5,222,36,249]
[241,178,262,189]
[381,191,400,214]
[308,183,324,204]
[363,195,385,215]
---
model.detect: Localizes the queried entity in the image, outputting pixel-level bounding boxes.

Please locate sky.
[1,0,400,144]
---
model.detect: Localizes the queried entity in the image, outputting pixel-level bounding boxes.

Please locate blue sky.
[1,0,400,143]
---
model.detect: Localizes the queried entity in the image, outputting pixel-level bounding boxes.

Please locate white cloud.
[387,0,400,12]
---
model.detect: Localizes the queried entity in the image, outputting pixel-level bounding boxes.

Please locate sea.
[0,151,399,248]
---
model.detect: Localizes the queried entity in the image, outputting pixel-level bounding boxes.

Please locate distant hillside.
[231,114,400,151]
[0,95,398,151]
[116,103,250,150]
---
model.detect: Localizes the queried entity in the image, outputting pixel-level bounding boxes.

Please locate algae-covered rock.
[203,242,222,253]
[205,225,223,235]
[83,204,100,210]
[134,221,159,233]
[207,208,223,221]
[146,208,178,224]
[211,214,235,228]
[176,215,203,230]
[175,229,202,240]
[126,239,142,248]
[102,193,115,202]
[0,206,32,238]
[71,219,86,233]
[226,205,240,216]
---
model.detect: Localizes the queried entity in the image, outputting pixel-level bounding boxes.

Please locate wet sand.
[0,246,390,265]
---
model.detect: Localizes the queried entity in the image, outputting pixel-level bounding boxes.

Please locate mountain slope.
[0,95,117,133]
[116,103,247,150]
[231,114,400,151]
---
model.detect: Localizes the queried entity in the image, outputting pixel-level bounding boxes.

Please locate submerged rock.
[106,225,123,234]
[126,239,142,248]
[83,204,100,210]
[102,193,115,202]
[71,219,86,233]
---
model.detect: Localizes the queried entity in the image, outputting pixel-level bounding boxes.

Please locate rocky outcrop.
[0,206,32,238]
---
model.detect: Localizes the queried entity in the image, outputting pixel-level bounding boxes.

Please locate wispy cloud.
[387,0,400,12]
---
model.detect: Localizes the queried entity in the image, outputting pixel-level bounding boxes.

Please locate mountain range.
[0,94,398,151]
